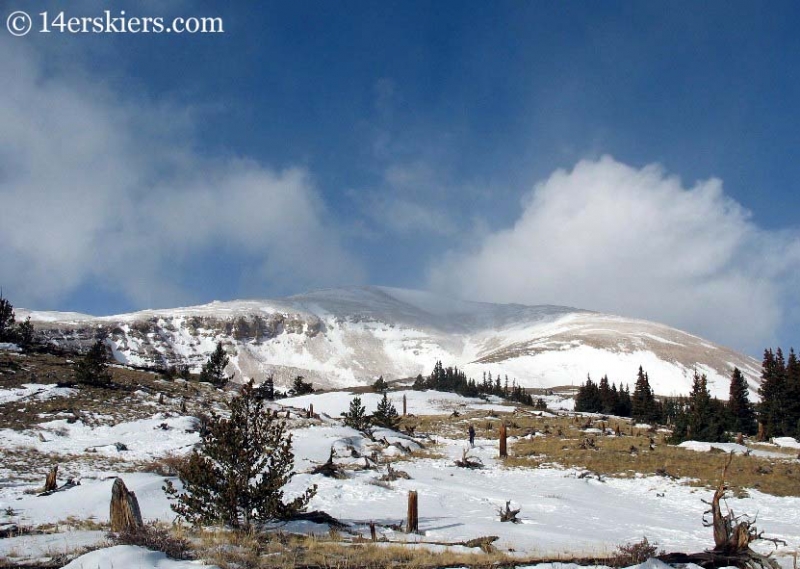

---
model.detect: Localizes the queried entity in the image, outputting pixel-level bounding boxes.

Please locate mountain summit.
[24,286,760,398]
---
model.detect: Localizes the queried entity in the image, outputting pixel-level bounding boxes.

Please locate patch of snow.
[0,383,77,405]
[61,544,219,568]
[0,530,107,563]
[772,437,800,450]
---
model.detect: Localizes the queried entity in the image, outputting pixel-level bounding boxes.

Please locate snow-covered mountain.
[22,286,761,398]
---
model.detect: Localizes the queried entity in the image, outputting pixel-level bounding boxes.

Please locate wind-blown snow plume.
[430,157,800,353]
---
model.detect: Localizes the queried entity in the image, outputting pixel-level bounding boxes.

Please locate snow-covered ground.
[283,389,511,417]
[1,387,798,568]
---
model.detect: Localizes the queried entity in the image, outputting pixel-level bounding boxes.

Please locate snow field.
[1,388,798,568]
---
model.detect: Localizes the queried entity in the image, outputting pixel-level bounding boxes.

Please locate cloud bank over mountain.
[430,157,800,353]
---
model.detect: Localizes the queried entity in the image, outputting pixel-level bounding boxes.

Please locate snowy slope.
[21,286,760,398]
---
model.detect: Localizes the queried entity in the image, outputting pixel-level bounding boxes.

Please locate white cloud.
[0,38,363,310]
[429,156,800,352]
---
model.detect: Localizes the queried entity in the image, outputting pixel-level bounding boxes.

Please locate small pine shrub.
[75,340,113,387]
[372,393,400,430]
[341,396,370,431]
[164,380,316,528]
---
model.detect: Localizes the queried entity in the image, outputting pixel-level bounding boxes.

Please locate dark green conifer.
[75,339,113,387]
[372,392,400,429]
[164,380,316,528]
[199,342,232,388]
[728,367,756,436]
[341,395,370,431]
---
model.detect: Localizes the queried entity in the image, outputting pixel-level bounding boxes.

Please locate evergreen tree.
[727,367,756,436]
[631,366,659,423]
[670,372,727,443]
[372,392,400,429]
[412,374,426,390]
[257,375,275,401]
[164,380,316,528]
[341,396,370,431]
[75,339,113,387]
[575,375,602,413]
[372,376,389,393]
[289,375,314,396]
[598,375,614,414]
[785,349,800,437]
[0,293,15,342]
[615,384,632,417]
[200,342,232,388]
[758,348,787,438]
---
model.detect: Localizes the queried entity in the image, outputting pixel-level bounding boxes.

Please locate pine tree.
[615,384,632,417]
[164,380,316,528]
[257,375,275,401]
[412,374,426,390]
[75,339,113,387]
[728,367,756,436]
[289,375,314,396]
[575,375,602,413]
[372,392,399,429]
[785,349,800,438]
[16,317,34,350]
[670,372,728,443]
[631,366,658,423]
[0,293,15,342]
[758,348,787,438]
[200,342,232,388]
[373,376,389,393]
[341,396,370,431]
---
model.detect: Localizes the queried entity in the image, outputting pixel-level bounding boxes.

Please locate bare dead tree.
[658,453,786,569]
[497,500,521,523]
[310,446,346,479]
[454,448,483,469]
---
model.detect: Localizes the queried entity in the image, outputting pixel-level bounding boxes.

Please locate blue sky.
[1,1,799,355]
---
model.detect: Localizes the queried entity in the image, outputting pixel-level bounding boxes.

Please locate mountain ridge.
[20,286,761,399]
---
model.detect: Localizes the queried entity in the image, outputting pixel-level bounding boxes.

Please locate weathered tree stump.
[499,424,508,457]
[402,394,407,416]
[308,403,314,418]
[110,477,143,532]
[369,521,377,541]
[406,490,418,533]
[756,422,766,442]
[44,465,58,493]
[497,500,521,523]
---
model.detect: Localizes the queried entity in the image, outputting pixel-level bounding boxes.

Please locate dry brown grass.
[502,415,800,497]
[138,452,192,477]
[191,527,610,569]
[0,351,222,432]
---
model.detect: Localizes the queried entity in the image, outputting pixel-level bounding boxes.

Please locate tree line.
[575,347,800,443]
[412,361,548,409]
